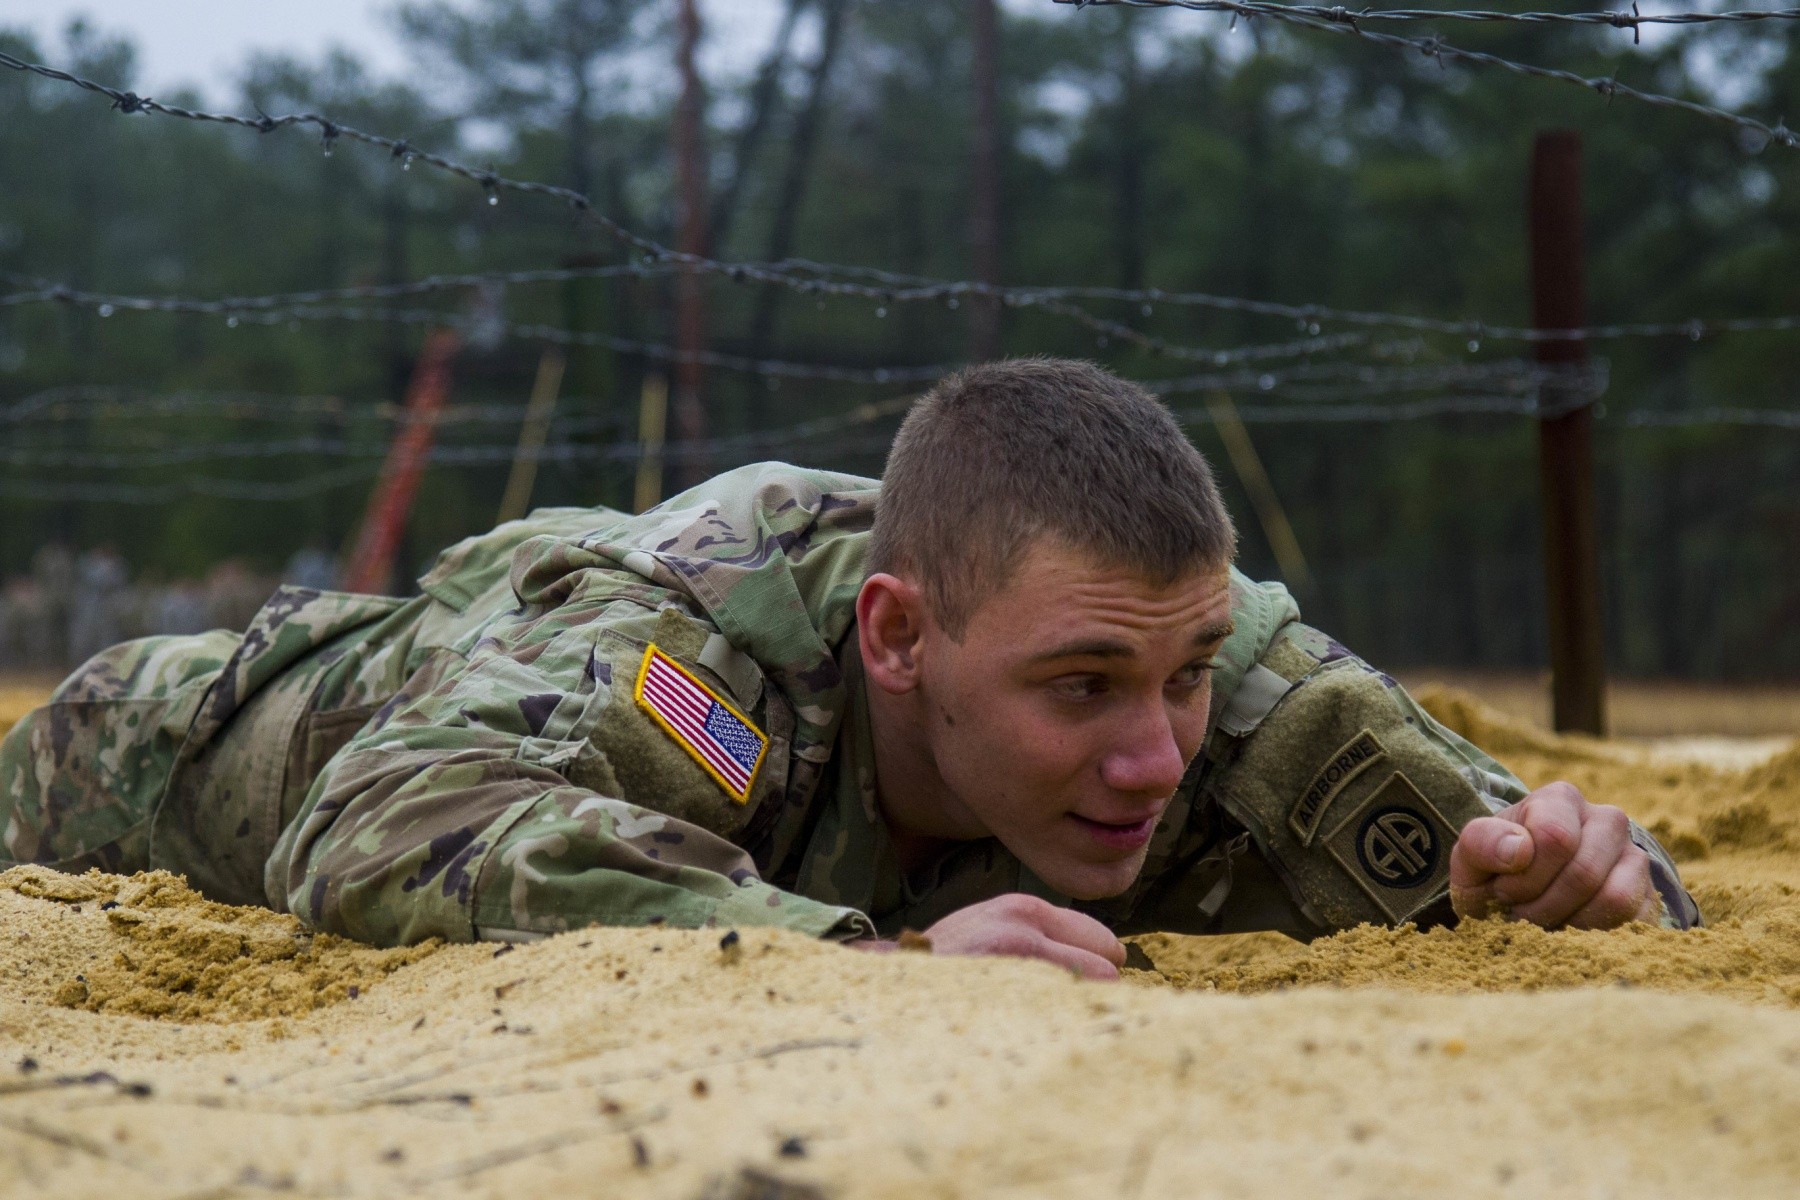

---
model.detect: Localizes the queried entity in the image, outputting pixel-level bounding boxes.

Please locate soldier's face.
[920,541,1233,901]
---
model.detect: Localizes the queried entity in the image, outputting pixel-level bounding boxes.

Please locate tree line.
[1,0,1796,680]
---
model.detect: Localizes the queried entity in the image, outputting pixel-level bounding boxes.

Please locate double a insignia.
[1321,771,1458,924]
[635,644,769,804]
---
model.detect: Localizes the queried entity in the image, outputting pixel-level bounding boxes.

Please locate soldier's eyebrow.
[1027,620,1235,666]
[1027,638,1134,664]
[1195,619,1235,647]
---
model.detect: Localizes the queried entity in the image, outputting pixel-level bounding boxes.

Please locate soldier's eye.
[1051,675,1107,701]
[1168,662,1212,689]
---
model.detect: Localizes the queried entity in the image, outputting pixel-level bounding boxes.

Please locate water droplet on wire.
[1141,304,1154,318]
[875,306,888,319]
[96,304,114,318]
[1307,322,1321,336]
[1466,339,1481,354]
[226,316,240,329]
[1258,373,1276,391]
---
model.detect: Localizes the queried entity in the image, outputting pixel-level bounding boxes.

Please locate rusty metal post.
[342,329,459,595]
[672,0,711,493]
[1529,131,1607,736]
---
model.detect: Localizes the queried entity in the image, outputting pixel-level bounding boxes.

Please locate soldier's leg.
[0,630,238,874]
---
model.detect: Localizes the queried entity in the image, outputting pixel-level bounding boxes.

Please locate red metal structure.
[341,329,460,595]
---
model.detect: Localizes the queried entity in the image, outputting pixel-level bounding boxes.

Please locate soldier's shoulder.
[418,506,627,611]
[665,461,880,516]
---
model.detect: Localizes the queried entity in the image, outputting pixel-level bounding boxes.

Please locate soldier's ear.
[857,572,926,694]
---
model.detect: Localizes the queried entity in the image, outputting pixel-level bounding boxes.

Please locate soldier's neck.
[862,679,971,874]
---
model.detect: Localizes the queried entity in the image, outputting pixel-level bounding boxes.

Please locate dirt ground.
[0,679,1796,1198]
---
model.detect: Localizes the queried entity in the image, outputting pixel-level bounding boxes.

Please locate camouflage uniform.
[0,463,1699,945]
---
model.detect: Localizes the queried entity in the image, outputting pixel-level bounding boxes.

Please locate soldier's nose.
[1099,709,1187,798]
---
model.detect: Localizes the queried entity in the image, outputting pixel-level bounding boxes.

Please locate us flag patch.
[634,644,768,804]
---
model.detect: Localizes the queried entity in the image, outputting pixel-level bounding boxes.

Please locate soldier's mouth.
[1067,812,1158,851]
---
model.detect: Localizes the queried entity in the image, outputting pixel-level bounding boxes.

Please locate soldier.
[0,360,1697,977]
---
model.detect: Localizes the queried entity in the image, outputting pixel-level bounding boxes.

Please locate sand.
[0,685,1794,1197]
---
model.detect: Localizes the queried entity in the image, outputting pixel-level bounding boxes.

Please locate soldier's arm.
[266,594,873,947]
[1193,621,1699,935]
[1380,676,1697,928]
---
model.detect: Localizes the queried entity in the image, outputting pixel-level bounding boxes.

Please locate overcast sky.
[10,1,799,104]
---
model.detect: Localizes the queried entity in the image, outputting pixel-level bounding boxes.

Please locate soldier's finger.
[1505,803,1631,926]
[1027,934,1122,981]
[1487,783,1586,906]
[1449,877,1504,921]
[1564,845,1656,931]
[1029,901,1127,967]
[1450,816,1535,890]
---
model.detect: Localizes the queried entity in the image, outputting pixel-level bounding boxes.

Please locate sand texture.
[0,686,1794,1198]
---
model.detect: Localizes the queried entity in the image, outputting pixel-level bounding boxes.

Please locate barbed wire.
[1063,0,1800,36]
[0,286,954,385]
[0,265,675,312]
[1621,404,1800,428]
[757,258,1800,345]
[0,360,1571,442]
[1149,355,1608,398]
[0,283,1379,374]
[1055,0,1800,149]
[9,257,1798,348]
[6,389,1792,502]
[0,385,622,429]
[10,40,1800,363]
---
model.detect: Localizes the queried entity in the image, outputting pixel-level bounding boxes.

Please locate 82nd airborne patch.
[1289,728,1385,845]
[635,644,769,805]
[1321,771,1458,924]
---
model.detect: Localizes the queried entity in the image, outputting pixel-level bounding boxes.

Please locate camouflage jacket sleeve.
[266,572,874,948]
[1377,671,1699,929]
[1240,621,1700,931]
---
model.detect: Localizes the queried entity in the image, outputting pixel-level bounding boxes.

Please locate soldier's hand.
[1448,781,1660,930]
[917,894,1126,980]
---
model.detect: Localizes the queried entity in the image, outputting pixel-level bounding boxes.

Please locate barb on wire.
[1053,0,1800,151]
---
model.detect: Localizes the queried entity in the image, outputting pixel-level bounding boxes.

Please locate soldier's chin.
[1018,847,1145,902]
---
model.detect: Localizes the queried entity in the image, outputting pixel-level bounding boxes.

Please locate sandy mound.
[0,684,1792,1197]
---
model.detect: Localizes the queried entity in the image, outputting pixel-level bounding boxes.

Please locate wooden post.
[1205,392,1314,596]
[496,349,566,525]
[1529,131,1607,736]
[634,373,670,514]
[672,0,711,491]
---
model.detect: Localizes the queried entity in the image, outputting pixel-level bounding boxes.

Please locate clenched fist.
[1449,781,1660,930]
